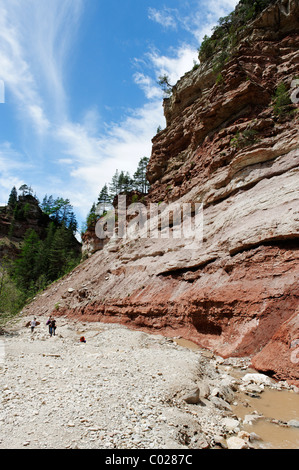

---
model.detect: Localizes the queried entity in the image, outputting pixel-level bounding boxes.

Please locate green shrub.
[273,82,292,116]
[230,128,258,149]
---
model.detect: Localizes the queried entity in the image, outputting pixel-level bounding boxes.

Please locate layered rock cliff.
[24,0,299,385]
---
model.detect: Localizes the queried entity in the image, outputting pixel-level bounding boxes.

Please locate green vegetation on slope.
[0,186,81,324]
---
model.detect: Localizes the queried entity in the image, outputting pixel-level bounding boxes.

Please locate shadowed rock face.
[25,0,299,385]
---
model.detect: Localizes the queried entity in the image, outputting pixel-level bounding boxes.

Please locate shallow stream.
[175,338,299,449]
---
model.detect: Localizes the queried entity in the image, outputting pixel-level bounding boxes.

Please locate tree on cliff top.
[198,0,277,63]
[7,187,18,210]
[157,75,173,96]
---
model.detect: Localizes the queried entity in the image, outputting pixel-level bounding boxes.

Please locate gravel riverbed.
[0,314,298,449]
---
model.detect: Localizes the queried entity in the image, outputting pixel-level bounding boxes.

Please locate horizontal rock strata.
[25,0,299,385]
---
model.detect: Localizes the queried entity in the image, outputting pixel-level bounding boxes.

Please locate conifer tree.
[48,225,69,281]
[109,170,120,199]
[13,229,41,291]
[7,187,18,210]
[133,157,150,193]
[97,184,111,213]
[86,203,98,229]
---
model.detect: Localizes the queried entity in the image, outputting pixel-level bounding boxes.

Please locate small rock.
[245,384,263,394]
[249,432,262,442]
[238,430,250,441]
[242,373,272,387]
[243,414,263,425]
[288,420,299,428]
[215,356,225,364]
[222,417,240,433]
[183,388,200,404]
[227,436,248,449]
[209,396,232,411]
[198,382,210,398]
[213,435,227,449]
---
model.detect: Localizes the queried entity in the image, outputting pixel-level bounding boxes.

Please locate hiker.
[80,336,86,343]
[50,318,56,337]
[46,316,52,335]
[30,317,37,333]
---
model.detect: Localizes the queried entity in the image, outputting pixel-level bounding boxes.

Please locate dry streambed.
[0,315,298,449]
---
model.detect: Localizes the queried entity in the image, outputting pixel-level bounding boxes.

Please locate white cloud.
[54,100,164,218]
[181,0,239,43]
[148,7,178,29]
[147,1,239,45]
[133,73,162,100]
[0,0,83,134]
[148,46,199,86]
[28,105,51,135]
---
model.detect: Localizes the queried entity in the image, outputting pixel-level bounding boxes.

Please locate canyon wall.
[24,0,299,384]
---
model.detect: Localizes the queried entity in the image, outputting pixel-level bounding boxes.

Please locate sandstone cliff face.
[25,0,299,385]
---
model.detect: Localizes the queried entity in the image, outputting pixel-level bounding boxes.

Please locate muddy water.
[233,389,299,449]
[174,337,299,449]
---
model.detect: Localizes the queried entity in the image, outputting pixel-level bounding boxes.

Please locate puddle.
[232,389,299,449]
[174,338,201,351]
[174,336,299,449]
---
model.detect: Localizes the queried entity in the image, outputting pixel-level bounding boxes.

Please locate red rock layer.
[25,0,299,386]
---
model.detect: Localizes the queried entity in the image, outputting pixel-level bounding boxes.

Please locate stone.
[198,382,210,399]
[221,417,240,433]
[237,431,250,441]
[288,420,299,428]
[227,436,249,449]
[213,435,227,449]
[182,388,200,404]
[209,396,232,412]
[242,373,272,387]
[243,414,263,425]
[249,432,262,442]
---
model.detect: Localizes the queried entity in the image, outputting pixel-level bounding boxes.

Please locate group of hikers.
[29,315,56,336]
[29,316,86,343]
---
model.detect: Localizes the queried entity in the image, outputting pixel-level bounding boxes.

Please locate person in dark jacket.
[50,318,56,337]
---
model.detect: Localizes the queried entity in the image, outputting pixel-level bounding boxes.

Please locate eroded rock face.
[24,0,299,385]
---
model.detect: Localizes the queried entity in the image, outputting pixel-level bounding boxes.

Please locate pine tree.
[7,187,18,210]
[19,184,33,197]
[133,157,150,193]
[86,203,98,229]
[48,225,69,281]
[13,229,41,291]
[109,170,120,199]
[97,184,111,214]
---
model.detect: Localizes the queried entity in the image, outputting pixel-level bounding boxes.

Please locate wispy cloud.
[148,7,178,30]
[0,0,83,134]
[148,0,239,44]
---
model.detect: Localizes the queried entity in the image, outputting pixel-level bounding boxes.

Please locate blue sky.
[0,0,238,232]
